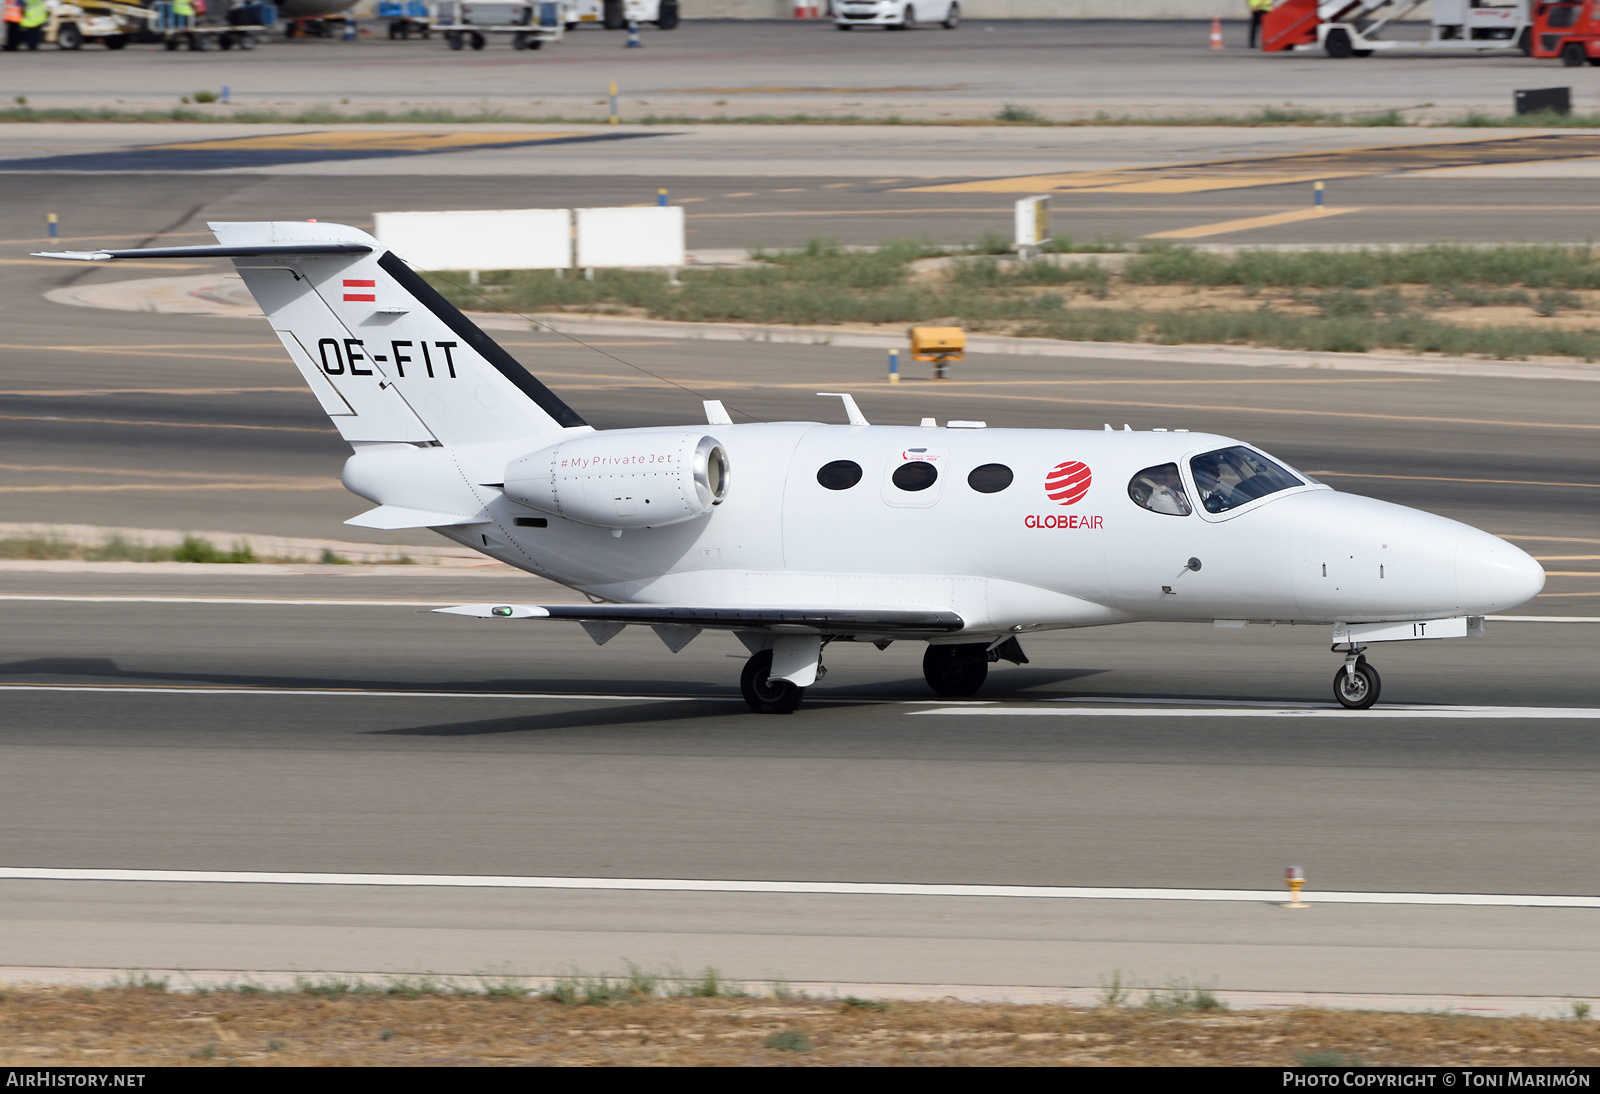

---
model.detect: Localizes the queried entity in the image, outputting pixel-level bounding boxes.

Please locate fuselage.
[344,421,1546,637]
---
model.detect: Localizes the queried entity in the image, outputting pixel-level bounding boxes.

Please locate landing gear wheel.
[1333,659,1381,710]
[741,649,804,714]
[922,643,989,698]
[1324,27,1353,58]
[942,2,958,28]
[1562,41,1587,66]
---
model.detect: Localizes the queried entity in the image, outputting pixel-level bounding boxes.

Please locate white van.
[833,0,958,29]
[564,0,679,28]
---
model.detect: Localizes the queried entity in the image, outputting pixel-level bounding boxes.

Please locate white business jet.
[38,222,1547,713]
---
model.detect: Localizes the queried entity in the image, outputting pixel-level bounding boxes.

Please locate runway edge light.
[1285,865,1310,909]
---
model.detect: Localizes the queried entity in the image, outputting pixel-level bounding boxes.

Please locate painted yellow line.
[1539,592,1600,597]
[0,482,343,493]
[1499,535,1600,545]
[898,387,1600,432]
[1145,206,1358,240]
[1533,556,1600,562]
[911,169,1361,195]
[1307,470,1600,490]
[0,463,315,481]
[0,414,331,434]
[147,131,587,153]
[1544,572,1600,577]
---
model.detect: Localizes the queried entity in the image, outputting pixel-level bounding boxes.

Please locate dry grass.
[3,986,1600,1067]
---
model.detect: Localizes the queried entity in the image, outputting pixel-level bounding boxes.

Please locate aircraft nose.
[1456,531,1544,613]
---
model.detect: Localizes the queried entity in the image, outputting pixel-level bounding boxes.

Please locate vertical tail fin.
[214,221,587,446]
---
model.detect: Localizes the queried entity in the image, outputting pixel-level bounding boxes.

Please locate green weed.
[996,104,1046,124]
[762,1028,813,1052]
[1299,1049,1367,1066]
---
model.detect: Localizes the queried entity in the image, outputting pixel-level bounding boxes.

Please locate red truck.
[1529,1,1600,63]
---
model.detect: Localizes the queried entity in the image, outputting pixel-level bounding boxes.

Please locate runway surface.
[2,79,1599,997]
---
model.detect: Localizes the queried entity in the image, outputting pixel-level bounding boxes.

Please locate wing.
[434,602,965,637]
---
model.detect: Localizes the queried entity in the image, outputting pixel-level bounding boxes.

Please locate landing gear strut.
[1333,644,1381,710]
[740,649,804,714]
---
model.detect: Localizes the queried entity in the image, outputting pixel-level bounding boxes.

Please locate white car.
[834,0,958,30]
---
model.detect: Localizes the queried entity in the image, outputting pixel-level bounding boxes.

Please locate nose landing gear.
[1333,644,1381,710]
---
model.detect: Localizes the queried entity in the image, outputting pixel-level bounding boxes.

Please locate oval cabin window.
[816,460,864,490]
[967,463,1013,493]
[891,461,939,492]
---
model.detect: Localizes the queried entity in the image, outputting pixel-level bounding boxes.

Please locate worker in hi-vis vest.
[18,0,46,50]
[1248,0,1273,50]
[173,0,194,28]
[2,0,22,52]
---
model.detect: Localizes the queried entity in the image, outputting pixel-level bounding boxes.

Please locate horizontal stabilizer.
[344,505,485,530]
[433,603,965,634]
[31,243,373,262]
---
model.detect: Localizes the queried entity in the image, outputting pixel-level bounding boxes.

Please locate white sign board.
[373,208,572,271]
[574,206,685,269]
[1014,194,1051,249]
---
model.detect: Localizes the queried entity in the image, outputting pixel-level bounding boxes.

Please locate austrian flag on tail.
[343,278,376,302]
[1045,460,1092,506]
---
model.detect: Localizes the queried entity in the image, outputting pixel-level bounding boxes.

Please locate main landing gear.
[922,638,1029,698]
[1333,643,1381,710]
[740,649,804,714]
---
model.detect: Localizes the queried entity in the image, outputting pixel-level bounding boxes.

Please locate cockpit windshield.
[1189,446,1303,514]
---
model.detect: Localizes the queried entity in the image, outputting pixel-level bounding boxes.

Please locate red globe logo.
[1045,461,1092,506]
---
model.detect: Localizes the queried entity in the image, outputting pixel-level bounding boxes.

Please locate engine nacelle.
[503,430,729,530]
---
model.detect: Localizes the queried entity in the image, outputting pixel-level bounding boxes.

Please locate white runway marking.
[2,866,1595,909]
[914,704,1600,720]
[0,684,734,703]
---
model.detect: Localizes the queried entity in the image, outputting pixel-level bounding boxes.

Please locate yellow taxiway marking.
[0,463,313,480]
[894,387,1600,433]
[1499,535,1600,545]
[1145,206,1359,240]
[1545,572,1600,577]
[1533,556,1600,561]
[0,481,343,493]
[907,132,1600,195]
[1538,591,1600,597]
[0,388,303,397]
[0,413,331,434]
[147,131,588,153]
[1307,470,1600,490]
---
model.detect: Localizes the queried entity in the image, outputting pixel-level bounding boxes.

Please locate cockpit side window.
[1127,463,1192,517]
[1189,446,1303,514]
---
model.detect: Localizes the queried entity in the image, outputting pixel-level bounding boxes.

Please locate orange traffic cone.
[1210,17,1224,50]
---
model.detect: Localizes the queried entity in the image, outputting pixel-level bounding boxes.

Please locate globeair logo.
[1045,460,1092,506]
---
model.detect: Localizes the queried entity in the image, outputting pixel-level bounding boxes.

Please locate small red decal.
[1044,460,1092,506]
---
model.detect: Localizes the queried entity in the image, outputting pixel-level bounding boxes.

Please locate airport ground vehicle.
[1528,0,1600,63]
[563,0,678,29]
[36,223,1545,714]
[38,0,151,49]
[150,0,272,49]
[1262,0,1532,57]
[380,0,432,38]
[435,0,564,49]
[834,0,958,29]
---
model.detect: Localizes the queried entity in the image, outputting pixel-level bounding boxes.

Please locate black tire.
[603,0,625,29]
[236,31,255,49]
[1324,27,1353,58]
[740,649,804,715]
[57,23,83,50]
[1562,41,1587,66]
[942,2,958,28]
[103,34,127,49]
[469,31,485,49]
[656,0,679,29]
[512,31,528,48]
[528,36,541,49]
[388,22,400,38]
[1352,49,1372,57]
[922,643,989,698]
[1517,25,1532,56]
[837,22,852,29]
[1333,660,1381,710]
[164,37,180,49]
[219,32,235,49]
[446,30,463,49]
